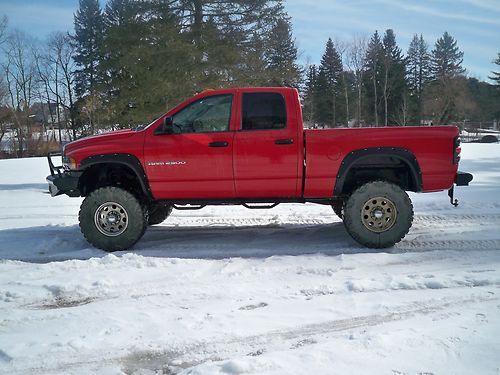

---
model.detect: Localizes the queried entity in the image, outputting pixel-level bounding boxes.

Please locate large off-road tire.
[148,204,173,225]
[332,200,344,219]
[343,181,413,248]
[79,187,147,252]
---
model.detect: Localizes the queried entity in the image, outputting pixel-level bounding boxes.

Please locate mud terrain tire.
[343,181,413,248]
[79,187,147,252]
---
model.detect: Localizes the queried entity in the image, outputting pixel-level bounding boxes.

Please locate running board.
[173,204,206,210]
[242,203,279,210]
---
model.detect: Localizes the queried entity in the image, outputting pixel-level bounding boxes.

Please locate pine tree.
[302,64,317,124]
[98,0,141,126]
[265,16,301,87]
[407,34,431,124]
[98,0,195,127]
[424,32,467,125]
[169,0,283,46]
[431,32,465,79]
[72,0,104,98]
[315,38,343,127]
[237,31,269,86]
[364,31,384,126]
[381,29,406,126]
[490,53,500,86]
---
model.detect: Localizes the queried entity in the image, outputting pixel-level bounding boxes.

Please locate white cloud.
[373,0,500,25]
[457,0,500,13]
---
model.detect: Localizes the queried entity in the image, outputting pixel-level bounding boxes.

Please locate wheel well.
[338,154,420,196]
[78,163,146,200]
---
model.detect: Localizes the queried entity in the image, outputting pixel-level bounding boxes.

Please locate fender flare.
[334,147,423,195]
[79,153,152,199]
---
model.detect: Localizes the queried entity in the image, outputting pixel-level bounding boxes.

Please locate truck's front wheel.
[79,187,147,252]
[343,181,413,248]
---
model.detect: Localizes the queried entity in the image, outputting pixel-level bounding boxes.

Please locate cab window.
[172,94,233,133]
[242,93,286,130]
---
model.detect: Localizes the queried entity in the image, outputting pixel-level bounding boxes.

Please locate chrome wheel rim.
[94,201,129,237]
[361,196,397,233]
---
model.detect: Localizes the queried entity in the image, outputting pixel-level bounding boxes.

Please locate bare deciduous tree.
[3,30,38,156]
[347,36,367,126]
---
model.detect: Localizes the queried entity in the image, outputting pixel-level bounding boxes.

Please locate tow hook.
[448,186,459,207]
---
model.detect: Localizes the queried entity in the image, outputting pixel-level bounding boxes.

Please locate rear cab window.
[241,93,287,131]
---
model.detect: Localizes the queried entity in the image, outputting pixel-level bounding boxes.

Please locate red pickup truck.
[47,87,472,251]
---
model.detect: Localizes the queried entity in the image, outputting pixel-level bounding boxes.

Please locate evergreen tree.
[302,64,317,124]
[315,38,343,127]
[424,32,467,125]
[169,0,283,46]
[98,0,195,127]
[98,0,142,126]
[364,31,384,126]
[407,34,431,124]
[381,29,406,126]
[467,78,499,122]
[72,0,104,98]
[490,53,500,86]
[237,31,269,86]
[265,16,301,87]
[431,32,465,79]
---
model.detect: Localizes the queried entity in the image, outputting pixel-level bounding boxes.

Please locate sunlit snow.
[0,143,499,374]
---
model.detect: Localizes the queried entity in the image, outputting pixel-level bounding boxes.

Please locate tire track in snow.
[122,294,500,373]
[164,213,500,227]
[12,294,496,374]
[397,239,500,251]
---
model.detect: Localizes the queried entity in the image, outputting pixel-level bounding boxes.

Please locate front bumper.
[46,152,82,197]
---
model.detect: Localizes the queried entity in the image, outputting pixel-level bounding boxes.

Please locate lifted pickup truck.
[47,87,472,251]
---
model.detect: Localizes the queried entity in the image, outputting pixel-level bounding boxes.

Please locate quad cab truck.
[47,87,473,251]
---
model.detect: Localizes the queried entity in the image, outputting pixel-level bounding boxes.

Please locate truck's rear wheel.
[79,187,147,252]
[148,204,173,225]
[343,181,413,248]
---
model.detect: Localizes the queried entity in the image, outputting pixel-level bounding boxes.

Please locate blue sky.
[1,0,499,81]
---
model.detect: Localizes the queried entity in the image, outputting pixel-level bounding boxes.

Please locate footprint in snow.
[291,338,317,349]
[247,348,265,356]
[0,350,12,364]
[476,313,488,323]
[238,302,268,311]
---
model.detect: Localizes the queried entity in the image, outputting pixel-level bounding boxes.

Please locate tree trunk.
[372,68,378,126]
[357,77,362,127]
[193,0,203,46]
[383,66,388,126]
[343,72,349,125]
[332,91,336,127]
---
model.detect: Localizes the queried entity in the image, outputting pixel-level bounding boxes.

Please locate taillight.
[453,136,461,164]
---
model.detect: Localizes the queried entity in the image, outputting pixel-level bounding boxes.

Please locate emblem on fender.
[147,161,187,166]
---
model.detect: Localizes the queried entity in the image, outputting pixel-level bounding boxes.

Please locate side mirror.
[154,116,174,135]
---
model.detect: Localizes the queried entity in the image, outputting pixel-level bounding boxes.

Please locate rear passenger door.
[233,91,300,198]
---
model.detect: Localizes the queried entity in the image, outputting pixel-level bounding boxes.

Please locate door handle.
[275,138,294,145]
[208,141,229,148]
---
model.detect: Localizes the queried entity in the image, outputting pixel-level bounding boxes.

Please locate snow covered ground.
[0,144,499,374]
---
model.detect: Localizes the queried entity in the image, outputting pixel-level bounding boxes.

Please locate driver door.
[144,94,236,199]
